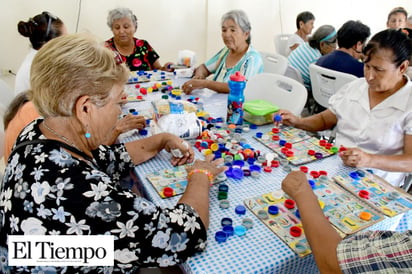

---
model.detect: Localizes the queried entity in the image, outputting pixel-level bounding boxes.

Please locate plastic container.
[243,100,279,125]
[227,72,246,125]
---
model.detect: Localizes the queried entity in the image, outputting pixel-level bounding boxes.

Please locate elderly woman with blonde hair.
[0,33,225,273]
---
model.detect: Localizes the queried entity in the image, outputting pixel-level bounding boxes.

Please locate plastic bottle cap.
[218,183,229,192]
[234,225,247,236]
[219,200,230,209]
[284,199,295,209]
[300,166,309,173]
[258,209,269,220]
[223,225,234,236]
[290,226,302,237]
[358,190,370,199]
[215,231,227,243]
[221,217,233,227]
[235,205,246,215]
[229,71,246,81]
[268,205,279,215]
[163,187,174,197]
[359,211,372,221]
[242,218,254,229]
[217,191,228,200]
[231,168,244,179]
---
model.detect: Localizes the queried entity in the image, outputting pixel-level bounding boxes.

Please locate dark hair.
[3,92,30,130]
[337,20,370,49]
[17,11,64,50]
[363,29,412,68]
[296,11,315,29]
[387,7,408,22]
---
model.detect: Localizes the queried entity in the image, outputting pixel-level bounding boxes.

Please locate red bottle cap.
[163,187,174,197]
[290,226,302,237]
[300,166,308,173]
[358,190,370,199]
[284,199,295,209]
[229,71,246,82]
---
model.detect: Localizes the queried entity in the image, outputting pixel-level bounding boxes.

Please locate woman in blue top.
[182,10,263,94]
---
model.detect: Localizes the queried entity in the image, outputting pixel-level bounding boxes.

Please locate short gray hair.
[221,10,252,44]
[309,25,336,50]
[107,8,138,29]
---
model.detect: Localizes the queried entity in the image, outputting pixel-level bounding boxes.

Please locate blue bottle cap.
[349,171,360,180]
[235,205,246,215]
[279,139,286,146]
[247,158,255,165]
[268,205,279,215]
[234,225,247,236]
[295,209,301,219]
[249,165,261,172]
[232,160,245,167]
[139,129,148,136]
[249,124,258,129]
[356,170,366,177]
[215,231,227,243]
[274,114,282,122]
[223,225,234,237]
[308,179,316,189]
[255,132,263,138]
[218,183,229,192]
[221,217,233,227]
[231,168,244,179]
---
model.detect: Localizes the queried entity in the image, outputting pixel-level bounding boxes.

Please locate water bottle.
[227,71,246,125]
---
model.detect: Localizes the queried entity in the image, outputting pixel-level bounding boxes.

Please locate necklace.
[43,121,82,152]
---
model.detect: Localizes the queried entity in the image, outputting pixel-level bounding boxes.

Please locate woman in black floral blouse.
[0,33,225,273]
[105,7,173,71]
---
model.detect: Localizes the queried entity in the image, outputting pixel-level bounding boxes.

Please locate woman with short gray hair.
[105,7,172,71]
[182,9,263,94]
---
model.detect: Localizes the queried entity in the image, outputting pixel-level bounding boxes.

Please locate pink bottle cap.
[230,71,246,82]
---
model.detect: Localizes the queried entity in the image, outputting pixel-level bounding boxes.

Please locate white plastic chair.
[284,64,304,85]
[309,64,357,108]
[244,72,307,116]
[274,34,291,57]
[259,51,288,75]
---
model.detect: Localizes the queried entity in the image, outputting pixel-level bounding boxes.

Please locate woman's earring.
[85,125,91,139]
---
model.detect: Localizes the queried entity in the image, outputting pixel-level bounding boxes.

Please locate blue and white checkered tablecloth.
[122,80,411,274]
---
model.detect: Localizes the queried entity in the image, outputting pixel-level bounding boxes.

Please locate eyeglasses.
[42,11,58,38]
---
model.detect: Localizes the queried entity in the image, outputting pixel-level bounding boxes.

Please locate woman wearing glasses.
[15,11,67,95]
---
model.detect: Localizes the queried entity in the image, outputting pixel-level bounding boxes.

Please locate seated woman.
[0,33,226,273]
[286,11,315,56]
[182,9,263,94]
[279,29,412,187]
[386,6,408,30]
[14,11,67,95]
[105,7,172,71]
[2,92,146,162]
[288,24,337,91]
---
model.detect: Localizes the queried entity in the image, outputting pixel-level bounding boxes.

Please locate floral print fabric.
[105,37,160,71]
[0,119,207,273]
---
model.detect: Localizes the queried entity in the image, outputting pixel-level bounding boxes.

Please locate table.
[121,75,411,274]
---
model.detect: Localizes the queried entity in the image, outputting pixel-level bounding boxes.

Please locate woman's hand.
[186,154,227,179]
[117,114,146,133]
[163,135,195,166]
[339,147,372,168]
[272,109,300,127]
[182,79,205,94]
[281,171,311,200]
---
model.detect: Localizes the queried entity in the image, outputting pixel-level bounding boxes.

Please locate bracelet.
[187,169,214,183]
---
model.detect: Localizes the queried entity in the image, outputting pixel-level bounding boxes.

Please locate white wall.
[1,0,411,89]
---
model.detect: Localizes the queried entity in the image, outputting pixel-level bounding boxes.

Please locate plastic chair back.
[274,34,291,57]
[309,64,357,108]
[245,72,307,116]
[260,51,288,75]
[284,65,304,85]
